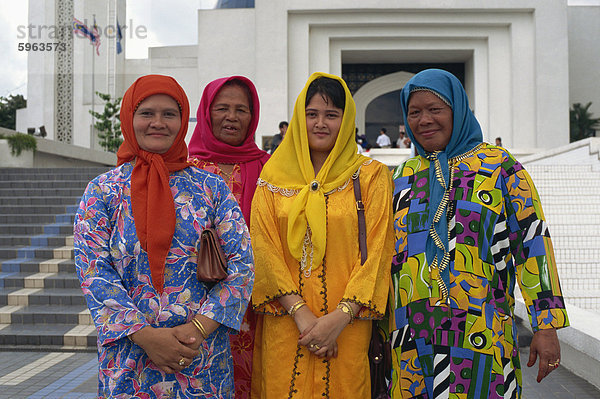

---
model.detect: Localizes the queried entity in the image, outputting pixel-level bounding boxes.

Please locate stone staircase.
[526,164,600,313]
[0,167,108,350]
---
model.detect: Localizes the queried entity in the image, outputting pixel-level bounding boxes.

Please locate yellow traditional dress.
[250,72,395,398]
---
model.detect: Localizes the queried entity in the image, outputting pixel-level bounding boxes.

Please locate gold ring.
[314,344,320,350]
[178,358,185,366]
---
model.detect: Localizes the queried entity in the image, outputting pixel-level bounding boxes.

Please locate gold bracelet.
[192,318,208,339]
[288,300,306,317]
[337,301,355,324]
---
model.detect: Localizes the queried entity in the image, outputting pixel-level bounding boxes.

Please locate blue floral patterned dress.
[74,163,254,398]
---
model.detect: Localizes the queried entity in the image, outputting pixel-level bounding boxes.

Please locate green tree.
[570,102,600,143]
[0,94,27,130]
[90,91,123,152]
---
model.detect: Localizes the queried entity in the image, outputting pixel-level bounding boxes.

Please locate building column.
[54,0,74,143]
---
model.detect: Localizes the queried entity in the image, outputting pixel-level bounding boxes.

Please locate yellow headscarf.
[259,72,368,267]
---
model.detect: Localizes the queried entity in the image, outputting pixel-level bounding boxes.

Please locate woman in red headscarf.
[188,76,269,399]
[74,75,254,398]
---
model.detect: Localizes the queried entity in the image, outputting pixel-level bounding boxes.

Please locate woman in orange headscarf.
[74,75,254,398]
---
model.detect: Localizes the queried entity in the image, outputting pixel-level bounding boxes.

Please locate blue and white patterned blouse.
[74,163,254,398]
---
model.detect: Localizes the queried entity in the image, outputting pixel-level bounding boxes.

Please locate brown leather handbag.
[196,228,228,283]
[353,175,391,399]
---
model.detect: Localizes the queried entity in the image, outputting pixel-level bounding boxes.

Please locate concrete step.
[551,236,600,249]
[563,290,600,311]
[549,224,600,236]
[0,173,103,182]
[557,261,599,275]
[1,272,81,290]
[0,234,71,249]
[541,203,600,215]
[0,196,80,206]
[527,170,600,180]
[0,223,73,235]
[0,246,73,262]
[526,164,595,173]
[534,185,600,196]
[536,194,600,206]
[0,180,89,189]
[0,258,76,276]
[555,249,600,260]
[0,188,86,197]
[0,213,75,224]
[0,323,96,348]
[0,288,87,307]
[544,214,600,225]
[0,204,77,215]
[0,305,91,325]
[560,278,600,291]
[0,167,107,177]
[1,258,76,274]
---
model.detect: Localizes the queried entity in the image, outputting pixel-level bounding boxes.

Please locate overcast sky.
[0,0,217,98]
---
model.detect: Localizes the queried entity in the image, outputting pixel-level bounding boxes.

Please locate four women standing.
[76,69,567,398]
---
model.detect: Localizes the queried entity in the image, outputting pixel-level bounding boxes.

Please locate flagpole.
[91,14,96,141]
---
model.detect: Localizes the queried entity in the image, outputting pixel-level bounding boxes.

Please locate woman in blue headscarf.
[389,69,568,398]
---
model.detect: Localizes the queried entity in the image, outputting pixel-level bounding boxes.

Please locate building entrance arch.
[354,71,415,143]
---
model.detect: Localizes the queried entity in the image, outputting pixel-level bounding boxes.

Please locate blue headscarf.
[400,69,483,297]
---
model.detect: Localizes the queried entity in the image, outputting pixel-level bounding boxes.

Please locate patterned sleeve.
[342,162,395,319]
[503,156,569,332]
[73,178,149,346]
[198,177,254,332]
[250,184,298,315]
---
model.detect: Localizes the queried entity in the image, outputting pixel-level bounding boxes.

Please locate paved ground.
[0,346,596,398]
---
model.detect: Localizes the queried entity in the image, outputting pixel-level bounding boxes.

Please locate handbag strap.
[352,174,367,265]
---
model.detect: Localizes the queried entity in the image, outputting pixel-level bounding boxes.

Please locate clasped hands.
[129,319,207,374]
[294,305,351,359]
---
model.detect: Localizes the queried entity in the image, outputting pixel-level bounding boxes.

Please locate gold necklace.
[219,165,235,182]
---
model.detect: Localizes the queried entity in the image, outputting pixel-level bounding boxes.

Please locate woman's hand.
[172,322,203,350]
[297,309,350,359]
[130,326,200,374]
[527,328,561,383]
[293,305,318,336]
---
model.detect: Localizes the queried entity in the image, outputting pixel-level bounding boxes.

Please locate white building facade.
[16,0,600,155]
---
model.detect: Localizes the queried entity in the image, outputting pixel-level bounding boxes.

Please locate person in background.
[250,72,394,398]
[74,74,254,398]
[270,121,289,153]
[496,136,503,146]
[376,127,392,148]
[357,127,372,151]
[397,127,410,148]
[389,68,568,398]
[188,75,270,399]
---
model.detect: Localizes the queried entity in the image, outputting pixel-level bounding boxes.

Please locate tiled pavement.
[0,346,596,398]
[0,350,97,398]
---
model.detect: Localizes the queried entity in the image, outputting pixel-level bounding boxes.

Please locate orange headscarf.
[116,74,190,293]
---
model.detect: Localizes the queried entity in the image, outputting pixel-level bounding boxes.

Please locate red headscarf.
[116,74,190,293]
[187,76,269,223]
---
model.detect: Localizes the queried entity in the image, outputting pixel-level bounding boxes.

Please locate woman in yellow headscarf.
[250,72,395,398]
